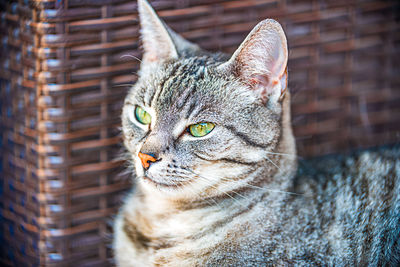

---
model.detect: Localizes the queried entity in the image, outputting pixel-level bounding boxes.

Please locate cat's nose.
[138,152,157,169]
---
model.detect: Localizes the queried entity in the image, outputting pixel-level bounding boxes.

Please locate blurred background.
[0,0,399,266]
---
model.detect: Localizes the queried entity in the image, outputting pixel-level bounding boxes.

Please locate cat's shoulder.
[295,145,400,189]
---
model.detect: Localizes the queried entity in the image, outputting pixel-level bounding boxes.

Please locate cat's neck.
[275,91,297,186]
[253,92,297,192]
[134,181,275,236]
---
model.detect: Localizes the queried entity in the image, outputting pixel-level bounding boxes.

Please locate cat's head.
[122,0,295,200]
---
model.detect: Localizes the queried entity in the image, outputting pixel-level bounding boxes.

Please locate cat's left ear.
[137,0,200,63]
[218,19,288,106]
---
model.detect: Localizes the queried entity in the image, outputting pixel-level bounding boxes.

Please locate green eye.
[189,122,215,137]
[135,106,151,125]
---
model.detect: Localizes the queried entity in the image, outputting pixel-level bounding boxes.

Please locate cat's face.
[122,0,290,199]
[123,58,281,197]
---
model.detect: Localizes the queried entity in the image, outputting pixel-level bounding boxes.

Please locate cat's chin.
[142,175,181,188]
[139,175,194,194]
[138,176,198,201]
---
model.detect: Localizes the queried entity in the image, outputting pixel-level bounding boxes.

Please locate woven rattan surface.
[0,0,399,266]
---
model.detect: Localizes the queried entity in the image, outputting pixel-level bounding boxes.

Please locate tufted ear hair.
[217,19,288,106]
[137,0,200,63]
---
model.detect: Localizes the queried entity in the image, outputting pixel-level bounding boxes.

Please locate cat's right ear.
[217,19,288,106]
[137,0,200,63]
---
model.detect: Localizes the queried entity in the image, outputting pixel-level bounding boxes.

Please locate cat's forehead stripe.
[148,62,181,107]
[156,61,205,112]
[175,82,195,110]
[184,98,198,120]
[155,63,186,108]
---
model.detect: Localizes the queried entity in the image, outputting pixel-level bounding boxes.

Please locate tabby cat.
[113,0,400,266]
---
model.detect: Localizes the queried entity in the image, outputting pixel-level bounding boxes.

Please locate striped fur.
[114,1,400,266]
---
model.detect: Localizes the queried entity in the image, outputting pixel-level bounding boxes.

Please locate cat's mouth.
[142,175,184,188]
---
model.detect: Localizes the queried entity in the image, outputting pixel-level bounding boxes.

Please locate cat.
[113,0,400,266]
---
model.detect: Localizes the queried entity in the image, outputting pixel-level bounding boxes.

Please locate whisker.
[201,194,221,208]
[184,169,250,209]
[174,176,220,208]
[217,177,264,190]
[188,167,304,197]
[113,83,134,88]
[218,177,304,196]
[265,155,282,172]
[196,176,248,209]
[179,171,224,209]
[265,151,297,158]
[121,54,142,62]
[265,151,303,160]
[198,175,249,200]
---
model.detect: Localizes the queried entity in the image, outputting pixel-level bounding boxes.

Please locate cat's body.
[113,0,400,266]
[292,146,400,266]
[115,146,400,266]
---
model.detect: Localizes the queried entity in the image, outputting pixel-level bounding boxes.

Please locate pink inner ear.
[217,19,288,104]
[249,74,269,87]
[236,36,286,102]
[249,74,274,102]
[248,68,288,103]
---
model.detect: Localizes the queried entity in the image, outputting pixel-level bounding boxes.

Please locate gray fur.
[204,146,400,266]
[114,1,400,266]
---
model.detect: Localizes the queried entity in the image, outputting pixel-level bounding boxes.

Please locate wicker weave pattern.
[0,0,399,266]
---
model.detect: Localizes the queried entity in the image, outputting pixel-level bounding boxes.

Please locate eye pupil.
[135,106,151,125]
